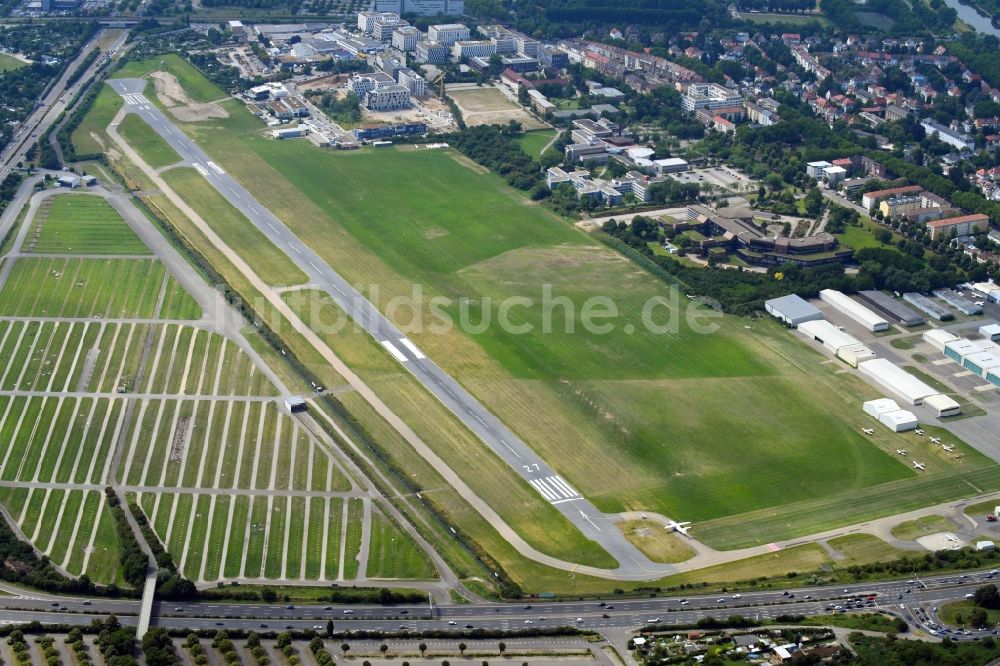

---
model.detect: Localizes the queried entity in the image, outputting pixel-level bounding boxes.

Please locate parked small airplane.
[915,429,925,436]
[863,428,875,435]
[896,449,908,456]
[929,436,942,444]
[912,461,926,470]
[942,444,955,452]
[666,520,692,536]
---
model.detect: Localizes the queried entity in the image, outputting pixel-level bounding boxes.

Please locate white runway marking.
[250,206,259,214]
[122,93,149,106]
[529,475,580,502]
[380,340,408,363]
[267,222,278,231]
[291,245,302,255]
[308,261,320,271]
[193,163,209,176]
[207,161,225,175]
[397,338,425,359]
[500,439,522,458]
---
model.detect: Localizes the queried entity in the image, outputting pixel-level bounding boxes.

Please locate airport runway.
[107,78,672,577]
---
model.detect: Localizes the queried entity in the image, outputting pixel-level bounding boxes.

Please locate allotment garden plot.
[0,192,428,587]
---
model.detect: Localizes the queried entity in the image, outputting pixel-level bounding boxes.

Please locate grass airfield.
[69,56,1000,594]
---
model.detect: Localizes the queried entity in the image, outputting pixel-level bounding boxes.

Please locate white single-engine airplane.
[896,449,908,456]
[913,461,926,470]
[942,444,955,452]
[930,436,942,444]
[863,428,875,435]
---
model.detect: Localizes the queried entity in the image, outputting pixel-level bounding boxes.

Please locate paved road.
[0,568,995,638]
[107,78,671,578]
[0,29,127,183]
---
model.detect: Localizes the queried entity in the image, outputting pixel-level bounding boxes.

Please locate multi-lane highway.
[107,77,673,579]
[0,569,995,637]
[0,29,127,182]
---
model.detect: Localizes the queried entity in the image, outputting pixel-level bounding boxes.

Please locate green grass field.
[890,515,959,540]
[0,52,26,73]
[116,53,225,104]
[28,194,148,255]
[516,130,557,160]
[83,56,1000,592]
[159,168,307,286]
[0,257,165,318]
[173,102,934,531]
[71,84,123,157]
[118,113,182,168]
[366,509,436,579]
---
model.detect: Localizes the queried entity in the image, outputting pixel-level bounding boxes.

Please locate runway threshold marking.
[380,340,408,363]
[397,338,425,359]
[193,163,209,176]
[529,475,580,502]
[207,161,225,175]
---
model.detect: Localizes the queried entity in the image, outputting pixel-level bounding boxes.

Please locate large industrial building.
[858,358,938,405]
[819,289,889,332]
[372,0,464,16]
[764,294,823,327]
[862,398,918,432]
[797,319,875,367]
[857,291,925,327]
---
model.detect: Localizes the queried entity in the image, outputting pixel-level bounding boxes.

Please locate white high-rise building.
[372,0,463,15]
[427,23,469,45]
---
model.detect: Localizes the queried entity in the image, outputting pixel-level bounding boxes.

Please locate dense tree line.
[107,491,149,590]
[0,500,107,595]
[0,21,98,153]
[850,632,1000,665]
[128,499,195,599]
[467,0,729,39]
[94,616,138,666]
[141,629,180,666]
[452,123,544,193]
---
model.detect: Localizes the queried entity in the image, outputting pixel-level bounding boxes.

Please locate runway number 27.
[523,464,540,473]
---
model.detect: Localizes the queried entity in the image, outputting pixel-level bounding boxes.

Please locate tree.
[970,607,989,629]
[975,584,1000,609]
[498,642,506,655]
[419,643,427,657]
[380,644,389,657]
[459,643,467,656]
[340,643,350,656]
[326,620,334,638]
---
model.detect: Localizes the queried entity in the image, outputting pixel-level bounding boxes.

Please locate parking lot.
[670,166,756,192]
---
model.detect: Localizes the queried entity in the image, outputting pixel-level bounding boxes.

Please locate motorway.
[106,77,673,579]
[0,570,995,638]
[0,29,127,182]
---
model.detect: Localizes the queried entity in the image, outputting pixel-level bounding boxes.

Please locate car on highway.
[602,614,610,619]
[343,609,354,614]
[524,620,532,624]
[82,600,92,605]
[464,624,473,629]
[447,621,457,625]
[259,624,268,628]
[312,625,322,630]
[576,618,584,623]
[717,598,727,603]
[649,617,661,623]
[732,594,741,599]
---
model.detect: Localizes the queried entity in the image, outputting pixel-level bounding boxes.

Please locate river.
[942,0,1000,37]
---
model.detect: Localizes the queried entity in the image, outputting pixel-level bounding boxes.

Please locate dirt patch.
[149,71,229,122]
